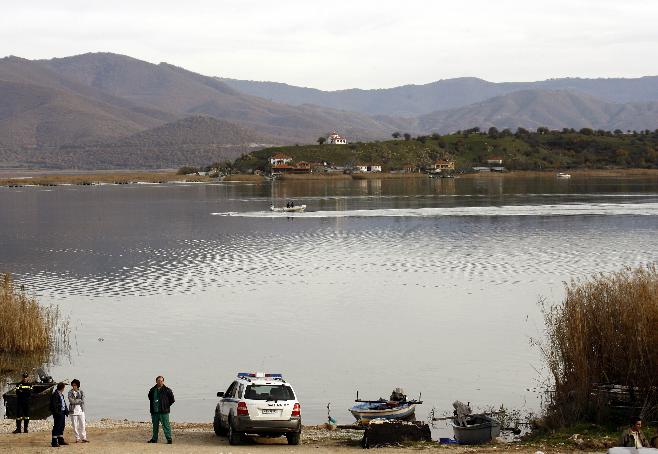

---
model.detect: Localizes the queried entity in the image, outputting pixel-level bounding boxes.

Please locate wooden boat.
[452,414,501,444]
[349,401,418,422]
[270,204,306,213]
[349,389,421,422]
[3,382,56,420]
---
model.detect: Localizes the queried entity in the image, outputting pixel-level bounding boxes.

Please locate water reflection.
[0,176,656,424]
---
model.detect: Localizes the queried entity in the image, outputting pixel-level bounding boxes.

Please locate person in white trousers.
[67,379,89,443]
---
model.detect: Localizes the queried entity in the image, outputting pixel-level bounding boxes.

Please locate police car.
[213,372,301,445]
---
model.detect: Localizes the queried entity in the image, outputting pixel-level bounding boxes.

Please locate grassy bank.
[0,171,211,187]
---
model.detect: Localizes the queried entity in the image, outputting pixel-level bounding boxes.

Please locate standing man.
[13,372,32,434]
[619,416,649,448]
[68,379,88,443]
[49,382,69,447]
[147,375,175,444]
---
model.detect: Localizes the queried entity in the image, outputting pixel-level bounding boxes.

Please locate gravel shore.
[0,419,603,453]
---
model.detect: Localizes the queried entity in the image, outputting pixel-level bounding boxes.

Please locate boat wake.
[212,202,658,218]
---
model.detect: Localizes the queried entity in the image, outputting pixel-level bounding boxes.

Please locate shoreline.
[1,168,656,187]
[0,419,605,453]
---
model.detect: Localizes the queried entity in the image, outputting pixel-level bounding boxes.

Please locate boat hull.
[270,204,306,213]
[3,383,56,420]
[349,402,416,422]
[452,415,501,444]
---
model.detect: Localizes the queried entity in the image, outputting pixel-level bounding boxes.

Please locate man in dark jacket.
[49,382,69,447]
[619,416,649,448]
[13,372,33,434]
[147,375,175,444]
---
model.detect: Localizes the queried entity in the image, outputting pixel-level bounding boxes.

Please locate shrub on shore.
[0,274,69,354]
[538,265,658,427]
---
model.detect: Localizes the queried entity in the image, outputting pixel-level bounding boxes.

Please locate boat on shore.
[349,401,418,422]
[3,371,57,420]
[349,388,421,422]
[452,413,501,444]
[270,204,306,213]
[450,401,502,444]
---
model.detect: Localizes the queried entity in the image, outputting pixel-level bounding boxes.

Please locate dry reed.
[0,274,70,355]
[538,265,658,426]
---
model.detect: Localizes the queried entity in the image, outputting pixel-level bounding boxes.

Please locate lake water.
[1,174,657,428]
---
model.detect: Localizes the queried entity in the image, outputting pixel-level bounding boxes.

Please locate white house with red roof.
[270,153,293,166]
[327,131,347,145]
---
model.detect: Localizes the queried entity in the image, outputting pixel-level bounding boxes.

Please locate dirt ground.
[0,419,604,453]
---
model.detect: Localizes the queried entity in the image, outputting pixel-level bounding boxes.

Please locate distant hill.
[2,52,658,170]
[410,90,658,133]
[5,116,279,169]
[219,76,658,116]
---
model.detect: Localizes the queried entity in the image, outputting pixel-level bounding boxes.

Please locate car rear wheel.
[213,414,226,436]
[286,431,301,445]
[228,418,242,445]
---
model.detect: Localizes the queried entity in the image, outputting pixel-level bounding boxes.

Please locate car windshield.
[243,384,295,401]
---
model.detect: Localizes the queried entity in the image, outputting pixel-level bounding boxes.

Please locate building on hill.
[430,159,455,172]
[355,164,382,173]
[270,153,293,166]
[402,163,417,173]
[327,131,348,145]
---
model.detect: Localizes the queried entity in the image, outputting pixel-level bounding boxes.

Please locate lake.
[1,174,657,427]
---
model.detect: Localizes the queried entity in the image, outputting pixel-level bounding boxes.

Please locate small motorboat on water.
[557,172,572,179]
[270,204,306,213]
[451,401,501,444]
[349,388,421,422]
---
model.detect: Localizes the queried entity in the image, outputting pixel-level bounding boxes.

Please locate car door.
[219,381,238,425]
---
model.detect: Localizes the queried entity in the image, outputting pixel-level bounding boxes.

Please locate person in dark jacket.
[619,416,649,448]
[147,376,175,444]
[49,382,69,447]
[13,372,33,434]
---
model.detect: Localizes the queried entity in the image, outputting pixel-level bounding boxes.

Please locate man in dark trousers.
[49,382,69,447]
[147,375,175,444]
[13,372,33,434]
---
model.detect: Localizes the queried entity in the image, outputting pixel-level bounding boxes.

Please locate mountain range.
[1,52,658,169]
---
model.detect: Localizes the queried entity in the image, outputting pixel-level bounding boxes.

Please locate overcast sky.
[2,0,658,90]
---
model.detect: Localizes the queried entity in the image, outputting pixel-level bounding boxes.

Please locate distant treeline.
[226,127,658,173]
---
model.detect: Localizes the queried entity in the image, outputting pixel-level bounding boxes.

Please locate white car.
[213,372,302,445]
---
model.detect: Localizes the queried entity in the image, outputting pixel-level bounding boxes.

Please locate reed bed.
[0,274,69,355]
[538,265,658,427]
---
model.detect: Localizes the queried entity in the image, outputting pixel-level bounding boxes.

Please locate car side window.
[225,382,237,398]
[238,384,244,399]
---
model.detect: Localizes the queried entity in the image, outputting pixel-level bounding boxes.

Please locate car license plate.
[262,409,278,414]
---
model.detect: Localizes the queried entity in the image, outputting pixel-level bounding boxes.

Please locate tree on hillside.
[487,127,499,138]
[403,133,411,141]
[392,132,401,139]
[537,127,549,135]
[317,136,326,145]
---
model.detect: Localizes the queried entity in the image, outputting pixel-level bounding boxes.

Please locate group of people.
[13,373,88,447]
[13,374,175,447]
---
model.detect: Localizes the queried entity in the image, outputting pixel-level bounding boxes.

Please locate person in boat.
[147,375,176,444]
[49,382,69,447]
[619,416,649,448]
[68,379,88,443]
[286,201,290,208]
[13,372,32,434]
